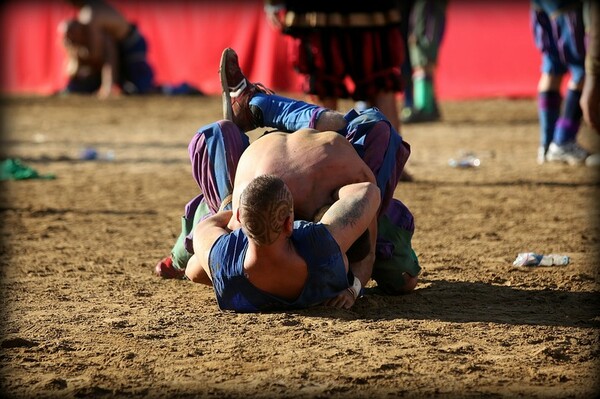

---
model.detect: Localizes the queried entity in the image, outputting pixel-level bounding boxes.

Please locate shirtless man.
[155,48,420,311]
[60,19,118,97]
[64,0,154,97]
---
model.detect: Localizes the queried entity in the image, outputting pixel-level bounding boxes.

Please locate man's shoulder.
[210,229,248,261]
[291,221,348,294]
[208,229,248,293]
[293,220,329,240]
[292,221,341,256]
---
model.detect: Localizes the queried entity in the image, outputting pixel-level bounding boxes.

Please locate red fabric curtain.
[0,0,541,99]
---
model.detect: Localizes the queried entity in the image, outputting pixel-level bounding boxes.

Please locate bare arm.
[97,33,120,99]
[83,20,105,67]
[185,210,233,284]
[320,182,380,254]
[325,217,378,310]
[319,182,380,308]
[314,202,377,292]
[349,215,377,290]
[344,156,378,292]
[63,42,81,78]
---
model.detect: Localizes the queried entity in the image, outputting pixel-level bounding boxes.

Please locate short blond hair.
[239,175,293,245]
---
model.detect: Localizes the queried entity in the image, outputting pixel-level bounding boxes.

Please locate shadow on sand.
[300,279,600,328]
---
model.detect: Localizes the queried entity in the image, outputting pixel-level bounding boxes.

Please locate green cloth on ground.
[0,158,55,181]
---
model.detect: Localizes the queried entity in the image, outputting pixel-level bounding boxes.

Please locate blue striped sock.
[537,91,561,150]
[553,89,582,145]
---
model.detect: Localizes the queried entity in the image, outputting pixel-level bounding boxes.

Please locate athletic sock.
[553,88,582,145]
[537,90,562,150]
[249,93,325,132]
[413,73,435,113]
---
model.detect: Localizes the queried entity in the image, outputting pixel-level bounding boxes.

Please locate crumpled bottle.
[79,147,115,161]
[448,153,481,168]
[513,253,570,267]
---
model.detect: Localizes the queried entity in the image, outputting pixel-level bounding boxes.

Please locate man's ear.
[236,208,241,223]
[284,214,294,234]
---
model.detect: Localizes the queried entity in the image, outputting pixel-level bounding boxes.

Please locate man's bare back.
[73,0,131,41]
[230,129,377,223]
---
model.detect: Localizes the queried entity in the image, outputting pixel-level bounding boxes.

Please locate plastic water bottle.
[79,147,115,161]
[104,150,115,161]
[513,253,570,267]
[80,147,98,160]
[448,154,480,168]
[538,254,570,266]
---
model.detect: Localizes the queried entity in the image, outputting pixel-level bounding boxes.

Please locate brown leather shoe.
[219,48,273,132]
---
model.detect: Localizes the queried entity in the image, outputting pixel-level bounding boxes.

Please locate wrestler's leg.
[220,47,347,132]
[249,93,347,132]
[188,120,250,213]
[155,193,212,279]
[169,194,211,268]
[156,120,249,278]
[342,108,410,213]
[185,254,212,285]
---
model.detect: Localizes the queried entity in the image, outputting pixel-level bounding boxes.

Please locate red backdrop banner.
[0,0,542,99]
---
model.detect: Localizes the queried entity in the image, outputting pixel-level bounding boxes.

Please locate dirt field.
[0,94,599,398]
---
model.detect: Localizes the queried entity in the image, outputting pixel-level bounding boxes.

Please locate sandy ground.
[0,94,599,398]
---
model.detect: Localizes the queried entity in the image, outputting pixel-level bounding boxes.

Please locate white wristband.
[347,276,362,300]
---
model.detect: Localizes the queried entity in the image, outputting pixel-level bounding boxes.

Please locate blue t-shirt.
[208,221,349,312]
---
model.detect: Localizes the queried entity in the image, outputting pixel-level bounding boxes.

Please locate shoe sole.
[546,155,585,166]
[219,48,233,121]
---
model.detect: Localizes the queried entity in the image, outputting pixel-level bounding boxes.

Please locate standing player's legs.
[288,31,349,110]
[155,120,249,278]
[399,0,416,113]
[344,26,404,132]
[402,0,447,124]
[532,5,587,165]
[545,10,587,164]
[536,71,563,164]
